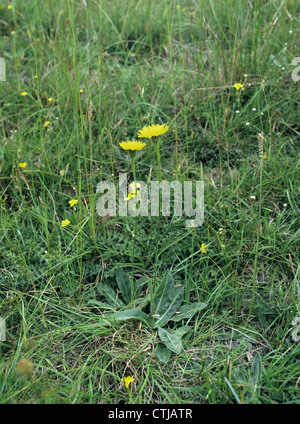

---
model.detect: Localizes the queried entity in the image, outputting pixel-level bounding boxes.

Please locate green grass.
[0,0,299,404]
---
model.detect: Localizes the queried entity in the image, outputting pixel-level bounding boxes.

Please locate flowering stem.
[155,141,162,183]
[152,139,162,310]
[130,154,137,183]
[129,382,133,404]
[250,157,263,315]
[130,153,137,295]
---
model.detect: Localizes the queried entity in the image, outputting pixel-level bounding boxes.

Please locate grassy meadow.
[0,0,300,404]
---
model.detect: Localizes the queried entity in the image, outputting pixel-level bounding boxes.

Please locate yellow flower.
[121,376,134,388]
[8,5,12,10]
[20,91,28,96]
[43,121,50,127]
[200,243,207,253]
[68,199,78,207]
[138,123,169,139]
[234,83,243,91]
[61,219,70,227]
[125,192,135,201]
[124,182,141,201]
[125,190,140,202]
[48,98,53,103]
[119,140,146,151]
[34,75,38,79]
[18,162,27,168]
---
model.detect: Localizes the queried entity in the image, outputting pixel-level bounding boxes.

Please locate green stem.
[152,139,162,312]
[129,382,133,404]
[130,153,137,297]
[155,140,161,183]
[130,154,137,182]
[250,157,263,315]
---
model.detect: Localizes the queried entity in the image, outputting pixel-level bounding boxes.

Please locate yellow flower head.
[121,376,134,389]
[234,83,243,91]
[200,243,208,253]
[129,182,141,192]
[124,182,141,201]
[20,92,28,96]
[61,219,70,227]
[48,98,53,103]
[8,5,12,10]
[138,123,169,139]
[68,199,78,207]
[18,162,27,168]
[125,192,140,201]
[43,121,50,127]
[119,140,146,151]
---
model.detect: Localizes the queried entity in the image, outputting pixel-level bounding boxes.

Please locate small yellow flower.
[20,91,28,96]
[68,199,78,207]
[8,5,12,10]
[129,182,141,192]
[80,89,84,93]
[121,376,134,388]
[124,183,141,201]
[138,123,169,139]
[125,193,133,201]
[61,219,70,227]
[119,140,146,151]
[200,243,207,253]
[18,162,27,168]
[234,83,243,91]
[48,98,53,103]
[125,190,140,202]
[34,75,38,79]
[43,121,50,127]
